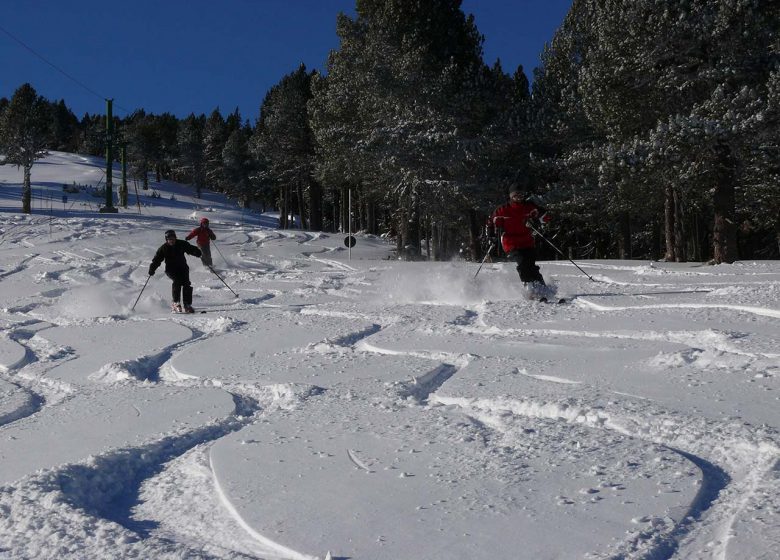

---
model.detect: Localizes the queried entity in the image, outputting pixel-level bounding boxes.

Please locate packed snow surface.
[0,152,778,559]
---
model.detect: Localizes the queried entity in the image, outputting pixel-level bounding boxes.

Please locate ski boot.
[183,304,195,314]
[171,302,183,313]
[522,281,547,301]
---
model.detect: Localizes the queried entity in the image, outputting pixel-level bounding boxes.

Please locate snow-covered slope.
[0,152,778,559]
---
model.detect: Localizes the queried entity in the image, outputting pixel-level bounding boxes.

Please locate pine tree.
[253,64,317,230]
[175,114,206,198]
[0,83,50,213]
[124,111,160,191]
[154,113,179,182]
[222,127,254,207]
[531,0,779,261]
[49,100,79,152]
[78,114,105,156]
[310,0,512,259]
[202,109,227,192]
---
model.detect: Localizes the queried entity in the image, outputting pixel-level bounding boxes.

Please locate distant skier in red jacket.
[489,189,551,293]
[186,217,217,267]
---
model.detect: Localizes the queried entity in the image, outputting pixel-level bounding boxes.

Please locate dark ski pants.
[166,269,193,305]
[198,243,213,267]
[508,248,545,284]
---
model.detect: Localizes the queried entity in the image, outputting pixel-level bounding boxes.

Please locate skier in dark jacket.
[488,189,551,296]
[148,229,202,313]
[185,217,217,267]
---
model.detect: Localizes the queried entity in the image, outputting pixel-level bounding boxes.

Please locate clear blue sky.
[1,0,571,121]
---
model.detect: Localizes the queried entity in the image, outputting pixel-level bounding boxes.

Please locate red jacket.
[185,225,216,246]
[491,201,545,252]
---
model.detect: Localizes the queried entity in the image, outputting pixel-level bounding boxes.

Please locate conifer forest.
[2,0,778,263]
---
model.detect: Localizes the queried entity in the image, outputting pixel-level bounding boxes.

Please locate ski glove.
[148,267,155,276]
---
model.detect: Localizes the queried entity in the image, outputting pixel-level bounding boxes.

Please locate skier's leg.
[199,244,213,267]
[517,248,545,284]
[182,270,193,306]
[167,273,182,303]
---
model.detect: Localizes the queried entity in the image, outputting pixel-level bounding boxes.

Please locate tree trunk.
[406,197,421,260]
[280,186,288,229]
[618,211,631,259]
[776,216,780,258]
[712,143,738,264]
[673,186,687,262]
[424,215,431,260]
[396,211,405,256]
[330,187,338,233]
[22,164,32,214]
[309,179,323,232]
[467,209,481,261]
[367,199,377,234]
[650,218,661,261]
[340,186,348,233]
[663,184,675,261]
[296,183,305,230]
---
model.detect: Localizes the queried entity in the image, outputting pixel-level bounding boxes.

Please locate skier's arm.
[185,228,197,241]
[185,242,202,258]
[149,246,164,275]
[492,206,507,235]
[208,228,216,241]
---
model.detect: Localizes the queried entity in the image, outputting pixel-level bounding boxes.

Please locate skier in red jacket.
[489,189,551,295]
[185,217,217,267]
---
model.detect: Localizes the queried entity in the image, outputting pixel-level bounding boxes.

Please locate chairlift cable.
[0,24,131,114]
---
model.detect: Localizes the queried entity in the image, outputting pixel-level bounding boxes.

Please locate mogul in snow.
[185,217,217,268]
[148,229,202,313]
[488,188,551,298]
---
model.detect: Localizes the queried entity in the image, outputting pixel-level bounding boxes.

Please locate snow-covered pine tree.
[49,99,80,152]
[310,0,521,260]
[175,114,206,198]
[531,0,780,261]
[0,83,51,213]
[202,109,228,194]
[222,126,254,209]
[252,64,318,230]
[123,111,160,191]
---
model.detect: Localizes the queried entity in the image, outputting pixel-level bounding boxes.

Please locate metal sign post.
[343,188,356,256]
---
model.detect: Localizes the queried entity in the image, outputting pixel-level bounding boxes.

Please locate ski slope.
[0,152,778,559]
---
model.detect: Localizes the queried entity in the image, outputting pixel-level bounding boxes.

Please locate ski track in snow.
[347,332,777,559]
[577,298,780,319]
[1,192,779,559]
[2,284,777,558]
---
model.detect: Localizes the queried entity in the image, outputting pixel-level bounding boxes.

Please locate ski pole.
[473,242,495,280]
[208,266,239,297]
[527,222,596,281]
[212,240,229,268]
[131,274,152,311]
